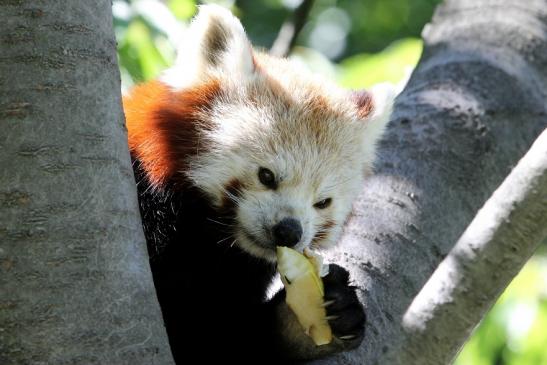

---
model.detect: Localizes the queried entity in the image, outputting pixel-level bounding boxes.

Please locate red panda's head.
[125,5,395,262]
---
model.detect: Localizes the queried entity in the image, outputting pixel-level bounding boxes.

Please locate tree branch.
[392,128,547,364]
[270,0,314,57]
[307,0,547,363]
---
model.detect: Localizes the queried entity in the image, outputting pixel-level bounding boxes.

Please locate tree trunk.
[312,0,547,364]
[0,2,174,364]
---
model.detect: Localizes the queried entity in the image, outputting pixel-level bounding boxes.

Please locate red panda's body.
[124,5,394,363]
[131,155,278,362]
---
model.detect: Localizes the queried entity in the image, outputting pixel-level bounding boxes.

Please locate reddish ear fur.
[123,80,221,188]
[350,90,374,119]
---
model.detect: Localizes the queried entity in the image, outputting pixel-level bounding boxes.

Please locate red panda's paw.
[323,264,366,349]
[271,264,366,360]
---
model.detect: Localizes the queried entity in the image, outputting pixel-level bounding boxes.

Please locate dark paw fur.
[323,264,365,348]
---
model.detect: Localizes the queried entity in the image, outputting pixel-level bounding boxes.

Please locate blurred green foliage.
[455,257,547,365]
[338,38,421,88]
[113,2,547,364]
[113,0,439,87]
[237,0,441,60]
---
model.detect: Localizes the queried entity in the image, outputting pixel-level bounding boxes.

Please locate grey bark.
[311,0,547,364]
[396,128,547,364]
[0,2,174,365]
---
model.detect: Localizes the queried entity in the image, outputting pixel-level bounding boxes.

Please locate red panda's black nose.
[273,218,302,247]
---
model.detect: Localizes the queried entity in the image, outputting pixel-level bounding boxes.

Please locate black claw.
[324,286,355,312]
[328,304,365,335]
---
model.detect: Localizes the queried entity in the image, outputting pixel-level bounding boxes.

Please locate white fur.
[165,6,394,261]
[361,82,396,175]
[161,4,255,89]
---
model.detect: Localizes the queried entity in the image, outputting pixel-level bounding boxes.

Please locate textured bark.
[397,128,547,364]
[310,0,547,364]
[0,2,174,364]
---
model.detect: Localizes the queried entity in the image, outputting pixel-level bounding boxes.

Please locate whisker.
[216,235,234,245]
[323,176,354,192]
[225,191,243,205]
[207,217,234,227]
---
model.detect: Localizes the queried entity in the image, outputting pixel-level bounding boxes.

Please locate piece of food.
[276,247,332,346]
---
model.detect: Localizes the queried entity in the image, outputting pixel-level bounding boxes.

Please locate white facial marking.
[168,5,394,261]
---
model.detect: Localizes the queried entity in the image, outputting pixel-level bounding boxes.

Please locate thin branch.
[270,0,315,58]
[390,128,547,364]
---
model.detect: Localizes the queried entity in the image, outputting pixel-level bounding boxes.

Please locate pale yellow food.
[276,247,333,346]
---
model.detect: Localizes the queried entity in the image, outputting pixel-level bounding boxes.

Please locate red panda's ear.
[351,84,396,124]
[350,90,374,119]
[352,84,396,173]
[162,5,255,89]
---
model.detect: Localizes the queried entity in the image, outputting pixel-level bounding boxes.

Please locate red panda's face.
[183,81,390,262]
[223,157,363,262]
[151,5,394,262]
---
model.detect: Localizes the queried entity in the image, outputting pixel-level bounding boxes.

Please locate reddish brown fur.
[258,69,347,145]
[256,59,369,146]
[306,94,331,117]
[123,80,221,188]
[312,220,335,244]
[351,90,374,118]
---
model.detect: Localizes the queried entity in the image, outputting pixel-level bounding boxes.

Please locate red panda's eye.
[313,198,332,209]
[258,167,276,189]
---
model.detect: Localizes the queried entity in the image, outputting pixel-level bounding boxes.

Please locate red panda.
[123,5,394,363]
